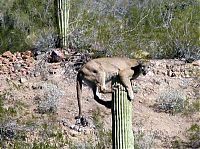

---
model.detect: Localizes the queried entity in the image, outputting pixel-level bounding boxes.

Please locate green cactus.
[57,0,70,47]
[112,77,134,149]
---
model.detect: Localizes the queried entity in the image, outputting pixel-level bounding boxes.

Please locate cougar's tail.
[76,71,83,118]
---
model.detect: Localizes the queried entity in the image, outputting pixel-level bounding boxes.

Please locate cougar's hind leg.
[98,71,112,94]
[76,72,83,119]
[92,84,112,109]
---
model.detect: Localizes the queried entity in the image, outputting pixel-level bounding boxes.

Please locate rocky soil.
[0,50,199,148]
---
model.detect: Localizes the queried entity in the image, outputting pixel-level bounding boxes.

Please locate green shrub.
[0,0,56,54]
[35,82,64,114]
[183,99,200,116]
[0,0,199,59]
[187,124,200,144]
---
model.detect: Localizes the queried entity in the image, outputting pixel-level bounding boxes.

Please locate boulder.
[22,50,33,60]
[2,51,13,58]
[49,49,65,63]
[15,52,21,58]
[1,65,9,74]
[0,56,3,64]
[2,58,9,65]
[19,77,27,83]
[192,60,200,67]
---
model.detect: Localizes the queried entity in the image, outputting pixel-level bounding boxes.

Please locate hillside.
[0,50,199,148]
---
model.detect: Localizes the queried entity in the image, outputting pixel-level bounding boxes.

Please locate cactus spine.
[112,78,134,149]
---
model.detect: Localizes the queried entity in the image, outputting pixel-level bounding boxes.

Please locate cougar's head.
[138,60,150,76]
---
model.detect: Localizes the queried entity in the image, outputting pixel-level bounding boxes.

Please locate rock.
[35,53,45,61]
[11,56,17,62]
[192,60,200,66]
[1,65,9,73]
[20,77,27,83]
[34,72,40,77]
[49,69,56,74]
[2,58,9,64]
[49,49,65,63]
[2,51,13,58]
[0,56,3,64]
[78,127,83,132]
[25,50,32,57]
[10,73,17,80]
[13,62,21,72]
[20,68,27,76]
[84,129,91,135]
[15,52,21,58]
[70,125,76,129]
[22,51,33,59]
[63,121,69,127]
[31,84,38,90]
[51,63,60,69]
[25,57,34,67]
[2,51,16,62]
[69,130,79,137]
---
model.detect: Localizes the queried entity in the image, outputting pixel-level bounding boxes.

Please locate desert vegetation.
[0,0,199,60]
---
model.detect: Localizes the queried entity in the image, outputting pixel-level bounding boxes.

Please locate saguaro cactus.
[57,0,70,47]
[112,78,134,149]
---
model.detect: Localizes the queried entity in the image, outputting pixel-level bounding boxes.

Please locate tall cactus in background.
[57,0,70,48]
[112,77,134,149]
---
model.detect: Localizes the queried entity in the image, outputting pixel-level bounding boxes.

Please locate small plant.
[0,95,5,120]
[0,95,20,121]
[187,124,200,147]
[171,136,185,148]
[183,99,200,116]
[36,82,64,114]
[172,124,200,148]
[92,108,112,149]
[153,88,186,114]
[32,29,59,55]
[134,129,156,149]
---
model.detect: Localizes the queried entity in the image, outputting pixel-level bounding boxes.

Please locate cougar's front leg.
[119,69,135,100]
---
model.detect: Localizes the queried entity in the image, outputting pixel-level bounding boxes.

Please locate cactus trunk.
[57,0,70,48]
[112,78,134,149]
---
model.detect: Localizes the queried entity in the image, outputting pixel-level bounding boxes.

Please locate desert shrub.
[0,0,56,54]
[36,82,64,114]
[183,99,200,116]
[0,95,5,121]
[28,28,59,56]
[172,123,200,148]
[0,94,20,122]
[186,124,200,148]
[92,108,112,149]
[0,122,70,149]
[133,119,156,149]
[66,0,200,59]
[153,88,186,114]
[0,0,199,59]
[134,130,156,149]
[0,90,70,148]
